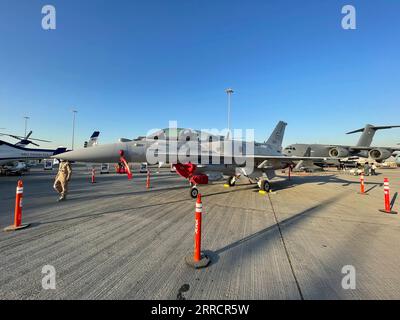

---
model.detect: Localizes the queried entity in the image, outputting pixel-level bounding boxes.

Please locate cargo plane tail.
[347,124,400,147]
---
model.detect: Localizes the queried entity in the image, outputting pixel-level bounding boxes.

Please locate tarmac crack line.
[267,194,305,300]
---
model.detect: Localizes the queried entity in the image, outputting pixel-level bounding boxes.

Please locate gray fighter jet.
[53,121,332,198]
[283,124,400,164]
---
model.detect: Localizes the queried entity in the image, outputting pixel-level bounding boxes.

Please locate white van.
[139,162,148,173]
[43,159,53,170]
[100,163,110,174]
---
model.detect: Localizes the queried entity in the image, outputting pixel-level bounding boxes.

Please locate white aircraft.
[0,130,67,175]
[54,122,333,198]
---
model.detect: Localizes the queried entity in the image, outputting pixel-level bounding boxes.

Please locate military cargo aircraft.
[283,124,400,163]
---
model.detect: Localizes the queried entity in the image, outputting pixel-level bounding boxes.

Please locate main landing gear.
[258,179,271,192]
[227,176,236,187]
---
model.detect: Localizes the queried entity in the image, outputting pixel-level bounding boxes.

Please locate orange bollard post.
[358,174,367,195]
[193,194,202,262]
[288,166,291,181]
[379,178,397,214]
[185,194,210,269]
[146,170,151,189]
[4,180,30,232]
[91,168,96,184]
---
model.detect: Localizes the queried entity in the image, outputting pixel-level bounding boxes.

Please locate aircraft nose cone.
[52,143,125,163]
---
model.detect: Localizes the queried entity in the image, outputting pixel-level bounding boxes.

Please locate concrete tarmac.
[0,166,399,299]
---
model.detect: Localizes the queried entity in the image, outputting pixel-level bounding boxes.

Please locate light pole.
[225,88,234,136]
[72,110,78,150]
[23,116,30,136]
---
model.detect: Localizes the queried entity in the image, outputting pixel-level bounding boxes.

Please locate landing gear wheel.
[228,176,236,187]
[190,186,199,199]
[259,180,271,192]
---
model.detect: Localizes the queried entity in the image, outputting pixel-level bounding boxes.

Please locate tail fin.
[84,131,100,148]
[265,121,287,152]
[347,124,400,147]
[303,146,312,157]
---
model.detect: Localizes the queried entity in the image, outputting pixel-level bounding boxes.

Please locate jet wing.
[235,155,334,169]
[348,146,400,152]
[159,152,335,167]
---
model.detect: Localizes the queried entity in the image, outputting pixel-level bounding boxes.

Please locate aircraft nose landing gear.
[190,186,199,199]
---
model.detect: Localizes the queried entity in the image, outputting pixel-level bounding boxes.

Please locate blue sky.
[0,0,399,149]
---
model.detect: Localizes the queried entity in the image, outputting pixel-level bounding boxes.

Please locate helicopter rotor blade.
[28,141,41,147]
[29,138,52,143]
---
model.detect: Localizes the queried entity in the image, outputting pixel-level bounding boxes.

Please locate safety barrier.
[185,194,210,269]
[146,170,151,189]
[4,180,30,231]
[91,168,96,184]
[358,173,367,195]
[379,178,397,214]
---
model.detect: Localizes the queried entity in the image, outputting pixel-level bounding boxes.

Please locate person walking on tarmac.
[54,159,72,201]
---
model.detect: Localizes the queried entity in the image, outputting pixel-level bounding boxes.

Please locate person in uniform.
[364,162,370,176]
[54,159,72,201]
[371,163,377,175]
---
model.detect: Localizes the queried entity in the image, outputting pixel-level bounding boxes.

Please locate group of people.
[363,162,377,176]
[338,161,378,176]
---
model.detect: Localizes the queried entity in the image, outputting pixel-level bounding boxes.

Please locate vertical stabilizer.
[84,131,100,148]
[265,121,287,152]
[347,124,400,147]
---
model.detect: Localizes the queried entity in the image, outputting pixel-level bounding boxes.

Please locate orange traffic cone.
[4,180,30,231]
[185,194,210,269]
[379,178,397,214]
[146,170,151,189]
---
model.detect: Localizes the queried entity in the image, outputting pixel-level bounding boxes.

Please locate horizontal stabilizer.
[347,125,400,135]
[347,124,400,147]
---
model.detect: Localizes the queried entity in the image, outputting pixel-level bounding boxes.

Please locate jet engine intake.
[328,147,350,158]
[369,148,392,162]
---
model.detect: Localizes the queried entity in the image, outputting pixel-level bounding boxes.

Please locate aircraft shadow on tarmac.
[72,184,190,201]
[29,197,193,228]
[272,174,383,192]
[204,190,370,300]
[31,185,259,227]
[196,191,348,273]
